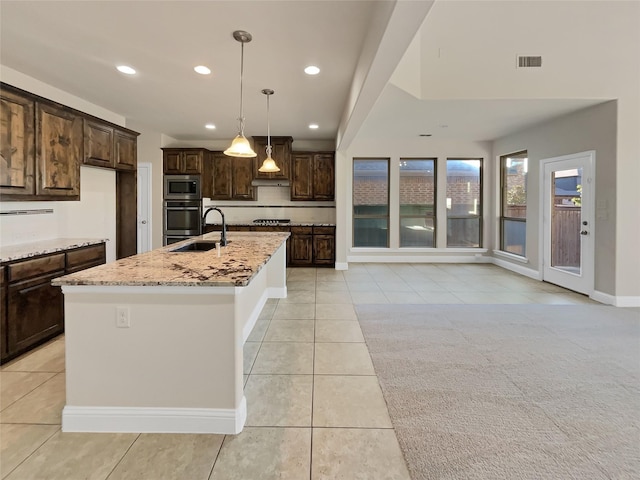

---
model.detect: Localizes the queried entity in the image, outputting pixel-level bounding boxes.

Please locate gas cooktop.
[253,219,291,225]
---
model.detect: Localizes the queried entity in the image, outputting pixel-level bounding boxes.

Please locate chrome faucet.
[202,207,227,246]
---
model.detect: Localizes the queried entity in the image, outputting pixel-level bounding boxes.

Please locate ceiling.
[0,1,612,147]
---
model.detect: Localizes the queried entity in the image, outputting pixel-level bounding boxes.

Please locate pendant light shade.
[258,88,281,173]
[224,30,257,158]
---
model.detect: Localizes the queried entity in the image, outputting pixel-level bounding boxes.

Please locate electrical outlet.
[116,306,130,328]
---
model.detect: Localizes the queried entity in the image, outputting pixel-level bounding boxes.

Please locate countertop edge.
[0,238,108,264]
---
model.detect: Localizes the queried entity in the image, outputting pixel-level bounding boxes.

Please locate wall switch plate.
[116,306,130,328]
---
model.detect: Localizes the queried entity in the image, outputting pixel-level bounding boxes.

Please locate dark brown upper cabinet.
[83,119,114,169]
[114,129,137,171]
[291,152,335,201]
[252,136,292,180]
[203,151,255,201]
[162,148,204,175]
[36,102,82,199]
[0,87,36,197]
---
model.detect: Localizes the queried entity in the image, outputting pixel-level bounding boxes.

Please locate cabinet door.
[7,272,64,356]
[83,119,114,168]
[210,152,233,200]
[232,156,255,200]
[290,227,313,266]
[313,153,335,200]
[182,151,203,174]
[253,136,292,180]
[36,102,82,198]
[114,130,137,170]
[0,88,35,197]
[313,234,335,265]
[163,150,182,174]
[0,266,6,362]
[290,153,313,200]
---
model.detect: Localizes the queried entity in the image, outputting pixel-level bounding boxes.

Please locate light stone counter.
[0,238,107,263]
[58,231,289,435]
[53,232,289,287]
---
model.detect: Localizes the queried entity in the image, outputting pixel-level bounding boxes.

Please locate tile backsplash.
[203,186,336,224]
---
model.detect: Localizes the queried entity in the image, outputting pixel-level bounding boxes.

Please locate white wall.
[0,67,124,262]
[492,101,618,297]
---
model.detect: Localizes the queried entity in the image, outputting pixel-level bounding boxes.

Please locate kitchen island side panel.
[63,290,240,409]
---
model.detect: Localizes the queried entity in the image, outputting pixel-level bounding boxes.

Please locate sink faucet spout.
[202,207,227,246]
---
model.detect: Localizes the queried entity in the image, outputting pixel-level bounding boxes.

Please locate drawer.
[8,253,66,283]
[0,266,5,286]
[66,244,106,269]
[313,226,335,235]
[291,226,313,235]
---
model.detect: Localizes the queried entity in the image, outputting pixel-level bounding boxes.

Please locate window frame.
[445,158,483,248]
[352,158,390,248]
[499,151,527,257]
[398,157,437,248]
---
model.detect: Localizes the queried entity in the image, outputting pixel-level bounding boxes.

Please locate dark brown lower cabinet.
[0,266,6,361]
[0,243,106,364]
[313,226,336,266]
[7,271,64,357]
[290,227,313,266]
[201,224,335,267]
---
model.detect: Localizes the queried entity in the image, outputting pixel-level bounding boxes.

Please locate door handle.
[580,230,588,235]
[141,220,147,224]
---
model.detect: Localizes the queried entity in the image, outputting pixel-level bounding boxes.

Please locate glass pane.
[353,159,389,215]
[399,159,434,211]
[400,217,434,247]
[353,159,389,248]
[447,218,480,247]
[446,159,481,247]
[354,218,388,247]
[503,154,527,219]
[502,219,526,256]
[551,168,582,273]
[446,159,481,216]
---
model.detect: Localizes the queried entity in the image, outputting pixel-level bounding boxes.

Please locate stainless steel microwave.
[164,175,201,200]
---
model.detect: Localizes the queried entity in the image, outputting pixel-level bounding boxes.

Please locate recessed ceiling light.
[116,65,136,75]
[194,65,211,75]
[205,124,216,130]
[308,124,319,129]
[304,65,320,75]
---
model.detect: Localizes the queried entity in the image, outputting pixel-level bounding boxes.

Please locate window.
[500,151,527,256]
[446,159,482,247]
[399,159,435,247]
[353,159,389,247]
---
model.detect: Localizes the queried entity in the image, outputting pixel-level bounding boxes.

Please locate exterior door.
[542,151,594,295]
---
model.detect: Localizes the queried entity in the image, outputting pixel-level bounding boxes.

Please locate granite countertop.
[53,232,290,288]
[205,222,336,227]
[0,238,107,264]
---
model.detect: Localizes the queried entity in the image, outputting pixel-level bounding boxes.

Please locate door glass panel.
[551,168,582,274]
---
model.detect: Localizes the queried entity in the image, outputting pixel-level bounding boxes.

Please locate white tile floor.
[0,264,598,479]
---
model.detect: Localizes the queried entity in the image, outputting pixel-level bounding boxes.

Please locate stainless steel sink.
[170,241,219,252]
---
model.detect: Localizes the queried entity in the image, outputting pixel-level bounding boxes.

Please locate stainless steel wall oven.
[163,200,201,245]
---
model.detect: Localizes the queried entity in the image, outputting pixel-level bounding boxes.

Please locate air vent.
[517,55,542,68]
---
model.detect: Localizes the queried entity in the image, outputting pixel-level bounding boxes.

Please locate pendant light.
[224,30,257,158]
[258,88,280,173]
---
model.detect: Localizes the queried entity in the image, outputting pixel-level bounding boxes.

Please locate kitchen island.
[53,231,289,434]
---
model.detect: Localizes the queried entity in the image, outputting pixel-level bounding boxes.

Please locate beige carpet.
[356,304,640,480]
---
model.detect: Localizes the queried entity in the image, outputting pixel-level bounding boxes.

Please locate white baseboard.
[62,397,247,434]
[592,291,640,307]
[346,255,492,264]
[335,262,348,271]
[491,257,541,280]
